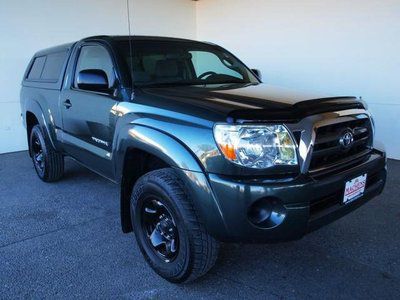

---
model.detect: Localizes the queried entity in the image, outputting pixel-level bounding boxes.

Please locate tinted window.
[41,51,67,81]
[27,56,46,80]
[74,45,115,88]
[190,51,242,80]
[116,40,258,87]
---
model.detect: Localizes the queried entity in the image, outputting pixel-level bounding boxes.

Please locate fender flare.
[24,99,58,150]
[114,124,203,181]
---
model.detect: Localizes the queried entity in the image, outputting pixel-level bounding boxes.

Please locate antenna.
[126,0,134,100]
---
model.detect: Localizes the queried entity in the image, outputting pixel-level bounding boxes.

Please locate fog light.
[247,197,286,228]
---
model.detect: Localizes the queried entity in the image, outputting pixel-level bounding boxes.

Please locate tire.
[131,168,219,283]
[29,125,64,182]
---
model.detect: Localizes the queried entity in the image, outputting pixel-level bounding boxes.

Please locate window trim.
[71,42,120,97]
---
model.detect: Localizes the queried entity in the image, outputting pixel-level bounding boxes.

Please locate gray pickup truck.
[20,35,387,282]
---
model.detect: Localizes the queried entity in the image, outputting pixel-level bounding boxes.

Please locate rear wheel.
[131,168,219,283]
[29,125,64,182]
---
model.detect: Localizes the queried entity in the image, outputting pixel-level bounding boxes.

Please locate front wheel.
[131,168,219,283]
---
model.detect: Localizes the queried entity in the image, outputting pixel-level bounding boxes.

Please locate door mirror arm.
[251,69,262,82]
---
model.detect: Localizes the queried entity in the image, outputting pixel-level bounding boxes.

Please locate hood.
[137,83,364,123]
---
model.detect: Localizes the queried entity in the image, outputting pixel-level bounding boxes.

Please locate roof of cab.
[81,35,209,44]
[33,35,212,57]
[34,42,76,56]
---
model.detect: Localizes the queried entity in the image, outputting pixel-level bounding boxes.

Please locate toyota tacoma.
[20,36,387,282]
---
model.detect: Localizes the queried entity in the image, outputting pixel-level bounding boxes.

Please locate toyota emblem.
[339,130,354,149]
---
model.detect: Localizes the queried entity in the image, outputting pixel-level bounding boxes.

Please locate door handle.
[63,99,72,109]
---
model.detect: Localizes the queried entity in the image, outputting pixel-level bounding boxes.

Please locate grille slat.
[309,118,372,173]
[314,128,368,148]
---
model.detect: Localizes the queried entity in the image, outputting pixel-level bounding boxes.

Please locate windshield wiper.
[136,80,258,88]
[136,82,200,88]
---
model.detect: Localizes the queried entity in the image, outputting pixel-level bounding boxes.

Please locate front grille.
[309,118,373,172]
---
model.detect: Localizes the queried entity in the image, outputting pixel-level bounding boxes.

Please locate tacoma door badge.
[92,137,109,147]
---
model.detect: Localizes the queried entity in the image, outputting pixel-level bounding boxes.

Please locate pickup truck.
[20,35,387,283]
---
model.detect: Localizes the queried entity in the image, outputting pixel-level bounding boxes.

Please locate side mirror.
[77,69,109,92]
[251,69,262,81]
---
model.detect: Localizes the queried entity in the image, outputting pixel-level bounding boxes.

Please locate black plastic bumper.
[206,150,387,243]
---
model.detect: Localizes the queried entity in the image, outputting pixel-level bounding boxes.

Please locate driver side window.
[190,51,243,79]
[74,45,116,89]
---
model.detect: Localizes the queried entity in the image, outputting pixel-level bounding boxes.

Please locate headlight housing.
[213,124,298,169]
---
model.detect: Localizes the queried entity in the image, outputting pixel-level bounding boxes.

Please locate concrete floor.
[0,151,399,299]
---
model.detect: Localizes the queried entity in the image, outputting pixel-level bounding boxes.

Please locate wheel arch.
[115,125,204,233]
[26,111,39,152]
[24,100,57,152]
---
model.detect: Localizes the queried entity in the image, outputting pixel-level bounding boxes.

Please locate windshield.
[116,40,259,87]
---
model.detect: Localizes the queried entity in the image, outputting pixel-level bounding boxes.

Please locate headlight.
[213,124,298,169]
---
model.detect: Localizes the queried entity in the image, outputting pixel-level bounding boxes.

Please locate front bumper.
[204,150,387,243]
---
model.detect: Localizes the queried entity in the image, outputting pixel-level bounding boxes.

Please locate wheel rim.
[141,198,179,263]
[32,133,45,172]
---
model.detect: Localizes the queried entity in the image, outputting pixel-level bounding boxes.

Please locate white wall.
[197,0,400,159]
[131,0,196,37]
[0,0,196,153]
[1,0,399,159]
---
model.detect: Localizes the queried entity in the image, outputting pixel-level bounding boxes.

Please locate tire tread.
[131,168,219,282]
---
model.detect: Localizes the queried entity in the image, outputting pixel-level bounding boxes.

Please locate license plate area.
[343,174,367,204]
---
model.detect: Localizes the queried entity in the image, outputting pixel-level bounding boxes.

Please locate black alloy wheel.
[141,198,179,263]
[29,125,64,182]
[31,130,45,175]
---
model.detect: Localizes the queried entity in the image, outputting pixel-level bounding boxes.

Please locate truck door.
[60,42,119,180]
